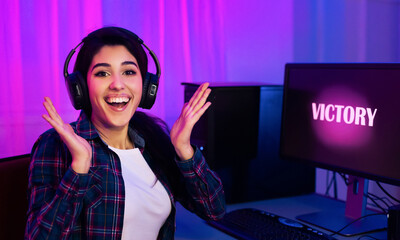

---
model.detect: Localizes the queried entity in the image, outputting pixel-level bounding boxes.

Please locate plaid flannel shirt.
[25,111,225,239]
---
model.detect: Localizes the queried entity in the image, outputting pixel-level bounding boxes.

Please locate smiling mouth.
[105,96,131,108]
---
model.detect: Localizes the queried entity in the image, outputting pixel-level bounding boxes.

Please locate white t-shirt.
[109,146,171,240]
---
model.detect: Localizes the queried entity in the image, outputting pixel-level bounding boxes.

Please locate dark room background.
[1,0,399,202]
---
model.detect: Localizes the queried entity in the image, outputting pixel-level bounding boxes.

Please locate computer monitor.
[280,63,400,236]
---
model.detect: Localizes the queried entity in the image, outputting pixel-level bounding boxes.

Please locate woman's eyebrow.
[122,61,138,67]
[91,61,138,71]
[91,63,110,71]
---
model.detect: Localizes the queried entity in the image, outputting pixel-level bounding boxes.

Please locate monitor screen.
[280,63,400,236]
[280,63,400,187]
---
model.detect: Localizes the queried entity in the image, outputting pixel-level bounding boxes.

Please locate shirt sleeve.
[25,131,91,239]
[175,146,226,221]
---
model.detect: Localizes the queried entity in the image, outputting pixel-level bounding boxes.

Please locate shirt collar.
[75,111,145,149]
[75,111,99,140]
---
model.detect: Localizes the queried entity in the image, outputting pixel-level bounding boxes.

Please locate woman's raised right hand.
[42,97,92,174]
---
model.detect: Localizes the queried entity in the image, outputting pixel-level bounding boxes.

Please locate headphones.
[63,32,161,110]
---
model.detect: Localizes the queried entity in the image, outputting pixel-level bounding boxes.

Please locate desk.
[175,194,387,240]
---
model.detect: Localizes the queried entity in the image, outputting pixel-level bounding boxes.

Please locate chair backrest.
[0,154,30,240]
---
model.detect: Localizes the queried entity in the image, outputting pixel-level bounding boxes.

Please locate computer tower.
[182,83,315,203]
[388,204,400,240]
[183,83,260,170]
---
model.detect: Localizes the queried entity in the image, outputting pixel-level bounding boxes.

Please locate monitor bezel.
[280,63,400,187]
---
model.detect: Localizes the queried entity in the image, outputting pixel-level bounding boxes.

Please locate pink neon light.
[180,0,193,84]
[157,0,166,118]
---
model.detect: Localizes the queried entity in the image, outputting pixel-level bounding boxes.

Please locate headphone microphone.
[63,32,161,111]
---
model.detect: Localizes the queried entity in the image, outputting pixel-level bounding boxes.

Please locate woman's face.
[87,45,143,130]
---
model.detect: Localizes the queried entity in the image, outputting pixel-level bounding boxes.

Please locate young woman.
[25,27,225,239]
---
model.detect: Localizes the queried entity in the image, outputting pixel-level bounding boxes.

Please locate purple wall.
[0,0,399,161]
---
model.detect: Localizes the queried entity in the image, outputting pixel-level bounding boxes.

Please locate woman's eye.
[94,71,109,77]
[124,70,136,76]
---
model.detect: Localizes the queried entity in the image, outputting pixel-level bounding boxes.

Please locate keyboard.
[207,208,336,240]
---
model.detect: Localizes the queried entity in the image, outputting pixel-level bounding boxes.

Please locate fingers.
[43,97,64,125]
[191,101,211,123]
[42,113,64,134]
[171,83,213,158]
[42,97,67,135]
[188,82,210,107]
[185,82,211,115]
[44,97,56,112]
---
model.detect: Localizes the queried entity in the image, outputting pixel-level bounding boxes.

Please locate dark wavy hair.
[74,26,148,117]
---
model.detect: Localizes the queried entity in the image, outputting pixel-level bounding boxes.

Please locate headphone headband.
[141,41,161,79]
[64,41,83,78]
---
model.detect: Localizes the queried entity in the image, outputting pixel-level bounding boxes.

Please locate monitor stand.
[296,176,387,236]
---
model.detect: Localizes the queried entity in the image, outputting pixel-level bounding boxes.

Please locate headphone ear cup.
[139,72,159,109]
[65,71,89,110]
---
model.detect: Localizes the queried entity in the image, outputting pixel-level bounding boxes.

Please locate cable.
[376,181,400,204]
[329,212,386,237]
[367,192,392,209]
[325,171,331,195]
[337,175,399,206]
[338,172,349,185]
[333,172,338,198]
[365,193,388,213]
[376,196,395,206]
[325,171,337,197]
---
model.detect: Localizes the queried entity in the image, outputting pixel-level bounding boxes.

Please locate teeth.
[106,97,130,103]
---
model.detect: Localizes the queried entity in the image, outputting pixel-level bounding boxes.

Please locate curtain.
[0,0,297,158]
[4,0,399,158]
[1,0,399,202]
[0,0,230,158]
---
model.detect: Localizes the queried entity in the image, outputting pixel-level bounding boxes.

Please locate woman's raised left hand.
[170,82,212,160]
